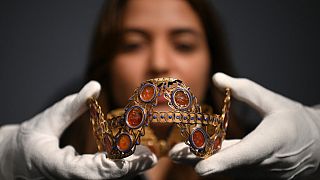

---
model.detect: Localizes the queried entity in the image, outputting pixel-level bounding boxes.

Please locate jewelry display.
[88,78,231,159]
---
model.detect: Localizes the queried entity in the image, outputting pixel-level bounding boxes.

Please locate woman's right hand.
[0,81,157,179]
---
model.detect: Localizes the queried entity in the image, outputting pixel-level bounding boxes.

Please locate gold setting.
[88,78,231,159]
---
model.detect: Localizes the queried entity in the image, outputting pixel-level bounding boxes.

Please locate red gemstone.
[117,133,132,152]
[192,129,205,148]
[127,107,144,128]
[174,90,189,107]
[140,84,155,102]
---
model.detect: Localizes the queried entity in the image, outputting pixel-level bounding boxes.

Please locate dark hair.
[87,0,234,112]
[61,0,244,161]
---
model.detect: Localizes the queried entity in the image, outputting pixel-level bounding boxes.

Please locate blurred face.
[111,0,211,110]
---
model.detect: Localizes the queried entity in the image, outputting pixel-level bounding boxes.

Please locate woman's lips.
[155,94,172,111]
[157,94,168,104]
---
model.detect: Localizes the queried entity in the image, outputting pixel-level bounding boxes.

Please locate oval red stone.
[174,90,190,107]
[127,107,144,128]
[192,129,205,148]
[117,133,132,152]
[140,84,155,102]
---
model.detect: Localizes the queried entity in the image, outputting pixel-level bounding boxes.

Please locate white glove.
[0,81,157,179]
[169,72,320,179]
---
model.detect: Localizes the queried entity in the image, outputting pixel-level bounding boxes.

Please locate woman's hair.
[87,0,234,112]
[61,0,244,158]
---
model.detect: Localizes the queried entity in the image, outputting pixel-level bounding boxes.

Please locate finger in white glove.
[170,73,320,179]
[169,140,240,165]
[0,81,157,179]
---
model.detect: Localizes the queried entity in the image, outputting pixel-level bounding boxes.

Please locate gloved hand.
[0,81,157,179]
[169,72,320,179]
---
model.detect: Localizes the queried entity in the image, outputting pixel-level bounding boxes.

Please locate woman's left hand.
[169,72,320,179]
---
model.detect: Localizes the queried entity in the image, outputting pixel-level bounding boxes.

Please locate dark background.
[1,0,320,124]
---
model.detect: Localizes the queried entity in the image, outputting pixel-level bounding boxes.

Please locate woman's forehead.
[122,0,203,32]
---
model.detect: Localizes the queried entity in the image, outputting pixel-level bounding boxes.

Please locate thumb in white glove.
[170,73,320,179]
[0,81,157,179]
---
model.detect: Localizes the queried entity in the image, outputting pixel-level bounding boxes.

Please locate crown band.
[88,78,231,159]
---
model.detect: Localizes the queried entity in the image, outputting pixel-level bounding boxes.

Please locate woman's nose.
[148,40,170,77]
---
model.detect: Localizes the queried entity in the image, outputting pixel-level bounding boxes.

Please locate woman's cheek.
[112,55,148,105]
[177,53,210,101]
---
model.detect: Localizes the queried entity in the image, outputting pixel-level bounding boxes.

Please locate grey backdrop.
[1,0,320,124]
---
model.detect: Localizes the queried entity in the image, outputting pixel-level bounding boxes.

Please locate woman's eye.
[175,43,196,53]
[120,43,142,53]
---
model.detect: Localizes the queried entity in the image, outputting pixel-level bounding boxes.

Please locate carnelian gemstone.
[174,90,189,107]
[140,84,155,102]
[127,107,143,128]
[117,133,132,152]
[192,129,205,148]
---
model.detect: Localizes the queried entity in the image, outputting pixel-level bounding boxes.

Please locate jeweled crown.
[88,78,231,159]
